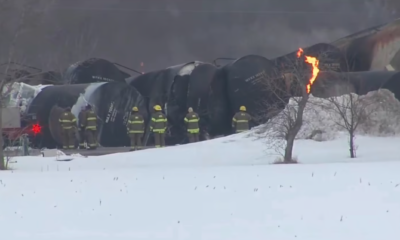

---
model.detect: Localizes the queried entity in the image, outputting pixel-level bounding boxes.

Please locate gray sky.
[2,0,397,73]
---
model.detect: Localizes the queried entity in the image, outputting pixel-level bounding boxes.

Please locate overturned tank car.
[128,61,218,145]
[273,43,347,75]
[26,81,146,148]
[332,18,400,71]
[63,58,130,84]
[216,55,283,131]
[311,71,400,99]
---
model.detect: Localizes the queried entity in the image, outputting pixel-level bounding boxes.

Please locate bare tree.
[261,49,319,163]
[323,84,370,158]
[0,0,49,170]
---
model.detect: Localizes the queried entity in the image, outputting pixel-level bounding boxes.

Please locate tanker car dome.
[63,58,127,84]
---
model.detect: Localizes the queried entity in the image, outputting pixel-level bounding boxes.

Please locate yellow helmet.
[132,106,138,111]
[239,106,246,111]
[153,105,162,111]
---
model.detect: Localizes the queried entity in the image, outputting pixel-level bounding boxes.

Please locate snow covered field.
[2,133,400,240]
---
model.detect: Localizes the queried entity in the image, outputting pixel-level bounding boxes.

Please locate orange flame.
[296,48,320,93]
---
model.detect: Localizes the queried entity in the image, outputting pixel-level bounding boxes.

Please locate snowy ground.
[1,133,400,240]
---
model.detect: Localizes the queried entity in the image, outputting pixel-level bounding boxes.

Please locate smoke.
[2,0,398,72]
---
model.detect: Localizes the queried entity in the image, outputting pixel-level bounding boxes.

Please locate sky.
[1,0,397,73]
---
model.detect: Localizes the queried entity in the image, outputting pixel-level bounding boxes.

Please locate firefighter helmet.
[132,106,139,111]
[188,107,193,112]
[153,105,162,111]
[239,106,246,111]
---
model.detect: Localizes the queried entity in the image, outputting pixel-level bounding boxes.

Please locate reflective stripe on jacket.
[128,113,145,133]
[184,112,200,133]
[232,111,251,132]
[59,111,77,129]
[150,112,167,133]
[85,110,97,130]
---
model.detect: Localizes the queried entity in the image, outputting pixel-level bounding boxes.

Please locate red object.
[32,124,42,134]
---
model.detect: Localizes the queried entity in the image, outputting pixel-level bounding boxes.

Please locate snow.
[259,90,400,141]
[2,132,400,240]
[167,61,202,76]
[71,82,106,124]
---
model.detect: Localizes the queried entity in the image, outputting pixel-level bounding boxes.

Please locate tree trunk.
[284,133,295,162]
[0,102,5,170]
[349,130,356,158]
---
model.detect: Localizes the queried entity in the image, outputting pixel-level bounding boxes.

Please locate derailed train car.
[273,43,347,75]
[332,18,400,71]
[127,61,218,144]
[311,71,400,100]
[26,81,146,148]
[63,58,131,84]
[216,55,284,129]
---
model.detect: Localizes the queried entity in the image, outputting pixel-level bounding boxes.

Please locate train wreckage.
[3,18,400,149]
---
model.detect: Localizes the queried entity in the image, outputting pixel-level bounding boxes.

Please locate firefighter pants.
[153,132,165,148]
[61,128,75,149]
[85,129,97,149]
[187,133,199,143]
[129,133,143,150]
[79,129,85,147]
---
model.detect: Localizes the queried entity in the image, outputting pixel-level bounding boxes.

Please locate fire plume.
[296,48,320,93]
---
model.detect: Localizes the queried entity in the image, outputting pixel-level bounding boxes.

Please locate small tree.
[324,86,370,158]
[262,49,319,163]
[0,0,49,170]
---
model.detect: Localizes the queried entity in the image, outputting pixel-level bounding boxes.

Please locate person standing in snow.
[83,104,98,150]
[127,106,145,151]
[184,107,200,143]
[150,105,168,148]
[232,105,252,133]
[78,106,87,149]
[59,107,77,149]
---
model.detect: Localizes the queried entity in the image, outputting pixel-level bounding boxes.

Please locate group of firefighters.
[58,104,98,150]
[58,104,252,151]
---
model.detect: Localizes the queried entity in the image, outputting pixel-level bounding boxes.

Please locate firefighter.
[59,107,77,149]
[184,107,200,143]
[83,104,98,149]
[232,105,252,133]
[150,105,167,148]
[127,106,145,151]
[78,106,87,149]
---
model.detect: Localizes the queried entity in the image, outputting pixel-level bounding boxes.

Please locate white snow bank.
[8,133,400,172]
[257,89,400,141]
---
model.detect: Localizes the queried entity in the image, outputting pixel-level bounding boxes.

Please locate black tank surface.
[167,62,219,144]
[63,58,127,84]
[207,67,231,136]
[187,63,218,139]
[27,82,146,148]
[221,55,284,126]
[311,71,400,99]
[128,62,211,145]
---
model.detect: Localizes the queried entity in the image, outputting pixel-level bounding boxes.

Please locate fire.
[296,48,320,93]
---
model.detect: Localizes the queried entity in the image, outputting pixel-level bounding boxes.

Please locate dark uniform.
[59,108,77,149]
[150,105,168,148]
[127,107,145,150]
[232,106,252,133]
[78,107,87,148]
[184,110,200,143]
